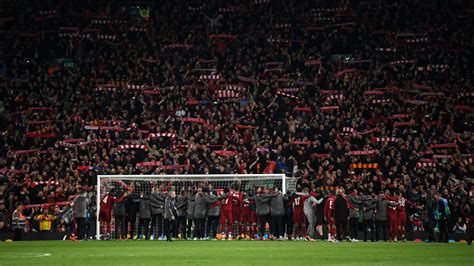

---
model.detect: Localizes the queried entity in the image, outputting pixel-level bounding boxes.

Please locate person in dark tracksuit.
[207,190,220,239]
[186,189,196,239]
[150,188,165,240]
[467,205,473,245]
[176,190,188,239]
[348,190,362,241]
[362,196,377,242]
[314,192,326,239]
[137,192,151,239]
[193,187,218,239]
[164,190,178,241]
[125,191,141,239]
[113,190,127,239]
[374,194,397,242]
[334,189,350,241]
[269,187,285,240]
[255,186,272,239]
[74,192,89,240]
[283,191,293,240]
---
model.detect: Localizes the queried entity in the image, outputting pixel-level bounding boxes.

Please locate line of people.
[97,184,455,242]
[100,184,288,241]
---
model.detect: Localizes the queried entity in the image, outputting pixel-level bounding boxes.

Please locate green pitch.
[0,240,472,265]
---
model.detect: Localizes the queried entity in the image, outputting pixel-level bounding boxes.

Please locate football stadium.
[0,0,473,265]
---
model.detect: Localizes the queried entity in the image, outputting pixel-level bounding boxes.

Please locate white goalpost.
[96,174,298,239]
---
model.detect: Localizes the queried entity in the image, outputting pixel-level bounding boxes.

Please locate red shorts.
[241,208,250,223]
[397,212,406,226]
[220,210,233,226]
[249,211,257,224]
[99,210,111,222]
[241,209,257,224]
[388,215,398,228]
[293,210,306,224]
[232,206,241,222]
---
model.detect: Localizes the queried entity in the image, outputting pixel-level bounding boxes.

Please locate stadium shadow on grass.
[0,241,473,266]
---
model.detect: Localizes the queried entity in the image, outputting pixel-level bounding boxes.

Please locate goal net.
[96,174,298,239]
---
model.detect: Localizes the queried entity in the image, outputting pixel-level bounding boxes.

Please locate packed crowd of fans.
[0,0,472,241]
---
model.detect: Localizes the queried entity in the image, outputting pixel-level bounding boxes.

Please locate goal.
[96,174,298,239]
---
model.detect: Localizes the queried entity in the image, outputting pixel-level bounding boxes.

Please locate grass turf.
[0,240,472,265]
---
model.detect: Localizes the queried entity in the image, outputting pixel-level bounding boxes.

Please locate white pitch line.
[5,253,51,258]
[35,253,51,257]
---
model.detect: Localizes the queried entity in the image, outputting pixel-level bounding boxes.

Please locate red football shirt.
[231,191,242,208]
[220,193,233,211]
[292,195,308,213]
[324,196,335,218]
[100,195,114,214]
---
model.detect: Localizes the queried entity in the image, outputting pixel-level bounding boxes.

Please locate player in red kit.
[248,191,258,239]
[324,192,336,242]
[99,190,115,239]
[231,185,243,239]
[291,190,309,240]
[385,191,400,242]
[219,187,234,240]
[396,191,416,242]
[240,192,253,239]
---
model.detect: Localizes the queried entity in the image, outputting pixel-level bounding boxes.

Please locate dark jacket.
[139,195,151,219]
[348,195,362,218]
[186,193,196,219]
[74,194,89,218]
[316,195,325,218]
[269,192,285,216]
[207,194,220,217]
[375,199,397,221]
[164,196,178,220]
[335,195,349,221]
[363,199,377,220]
[125,193,141,218]
[150,192,165,215]
[256,192,272,216]
[426,195,438,221]
[176,194,187,217]
[193,193,218,219]
[113,193,126,216]
[283,193,293,215]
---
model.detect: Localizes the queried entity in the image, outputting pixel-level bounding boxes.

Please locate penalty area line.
[3,253,51,258]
